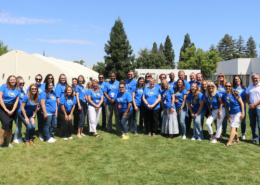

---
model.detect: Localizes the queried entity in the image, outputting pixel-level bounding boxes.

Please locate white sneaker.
[211,139,218,144]
[241,135,246,140]
[18,138,24,143]
[191,137,196,141]
[63,138,68,140]
[68,137,73,140]
[39,135,44,141]
[182,135,186,140]
[178,135,182,138]
[50,137,57,141]
[197,137,202,141]
[210,137,214,141]
[47,138,56,143]
[13,139,19,144]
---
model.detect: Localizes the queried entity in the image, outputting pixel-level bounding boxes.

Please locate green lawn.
[0,107,260,185]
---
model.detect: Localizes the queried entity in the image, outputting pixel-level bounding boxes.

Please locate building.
[216,57,260,86]
[135,69,201,82]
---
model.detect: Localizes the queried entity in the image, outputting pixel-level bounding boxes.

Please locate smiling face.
[35,75,42,85]
[218,74,224,82]
[169,73,175,81]
[190,73,196,82]
[60,75,66,84]
[19,79,25,90]
[99,75,104,83]
[92,81,98,90]
[67,87,73,96]
[110,73,116,82]
[252,75,259,85]
[225,82,232,93]
[196,74,203,83]
[128,71,134,80]
[149,81,155,88]
[30,85,38,95]
[48,83,53,91]
[119,84,125,93]
[138,79,144,87]
[178,72,185,80]
[207,84,214,93]
[9,77,16,87]
[177,80,183,88]
[78,77,84,85]
[72,79,77,86]
[145,74,151,82]
[162,82,168,90]
[201,81,207,91]
[48,75,54,83]
[159,75,166,82]
[190,83,197,93]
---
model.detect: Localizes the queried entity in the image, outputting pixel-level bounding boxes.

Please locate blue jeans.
[44,115,57,140]
[18,113,36,141]
[192,111,206,139]
[248,108,260,142]
[133,106,144,133]
[37,110,45,134]
[119,110,133,134]
[176,107,187,136]
[14,112,22,140]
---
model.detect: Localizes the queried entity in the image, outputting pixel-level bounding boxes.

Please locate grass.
[0,106,260,185]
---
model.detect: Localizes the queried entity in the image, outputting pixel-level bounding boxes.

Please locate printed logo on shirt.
[237,90,242,93]
[148,92,154,96]
[208,96,213,101]
[94,93,100,97]
[8,92,15,97]
[138,89,143,94]
[20,93,24,98]
[82,89,86,93]
[67,99,73,105]
[51,96,56,100]
[39,89,42,93]
[110,85,116,90]
[117,98,123,102]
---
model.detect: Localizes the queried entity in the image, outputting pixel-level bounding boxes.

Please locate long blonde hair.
[217,73,226,88]
[191,83,200,101]
[161,80,170,90]
[206,82,217,97]
[91,79,100,91]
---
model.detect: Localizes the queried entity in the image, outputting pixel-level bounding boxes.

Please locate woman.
[85,81,92,127]
[19,84,39,146]
[41,82,57,143]
[205,82,226,144]
[13,77,25,144]
[58,86,76,140]
[71,78,78,130]
[174,79,188,139]
[145,73,152,87]
[142,78,161,137]
[160,80,178,140]
[43,74,56,91]
[86,81,93,90]
[200,80,209,130]
[74,75,87,138]
[233,76,247,140]
[222,82,244,146]
[188,83,205,141]
[0,75,19,148]
[87,79,103,138]
[72,78,78,91]
[116,80,133,140]
[132,77,145,134]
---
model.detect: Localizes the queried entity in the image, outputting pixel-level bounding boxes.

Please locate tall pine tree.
[217,34,236,61]
[245,36,258,58]
[179,33,192,61]
[163,35,175,68]
[151,42,158,53]
[104,18,135,80]
[235,35,246,57]
[158,43,164,54]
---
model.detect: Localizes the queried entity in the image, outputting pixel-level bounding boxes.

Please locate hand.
[25,117,30,125]
[68,115,72,121]
[110,99,115,104]
[249,104,256,109]
[95,107,99,111]
[191,104,194,108]
[163,109,167,115]
[240,114,244,120]
[30,117,35,125]
[7,110,12,116]
[194,113,198,118]
[148,104,153,109]
[65,115,68,121]
[191,113,195,118]
[123,112,128,118]
[208,112,212,118]
[37,107,41,111]
[228,117,232,123]
[78,105,82,111]
[55,112,57,118]
[116,111,119,116]
[218,111,222,119]
[44,113,48,120]
[179,109,182,116]
[170,108,174,114]
[134,106,138,112]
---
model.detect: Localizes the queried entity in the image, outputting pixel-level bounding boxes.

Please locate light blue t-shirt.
[74,85,87,103]
[86,89,103,108]
[20,94,37,117]
[207,92,221,110]
[125,79,137,93]
[55,84,66,98]
[222,93,241,114]
[187,93,204,113]
[0,84,19,104]
[131,86,144,107]
[197,82,202,89]
[116,91,133,114]
[104,80,119,105]
[98,82,107,102]
[143,87,161,110]
[161,88,175,109]
[58,94,77,113]
[17,89,26,112]
[41,92,57,114]
[174,89,188,109]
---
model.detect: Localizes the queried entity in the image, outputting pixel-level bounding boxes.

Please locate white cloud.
[0,12,61,24]
[37,39,94,45]
[91,24,102,30]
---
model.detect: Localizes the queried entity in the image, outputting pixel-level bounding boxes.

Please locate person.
[196,73,203,89]
[116,80,133,140]
[157,73,167,87]
[85,81,92,127]
[168,72,176,89]
[0,75,19,148]
[160,80,179,140]
[27,74,45,93]
[246,73,260,144]
[87,79,103,138]
[174,79,188,139]
[86,81,92,90]
[132,77,145,134]
[42,74,56,91]
[205,82,226,144]
[74,75,87,138]
[189,72,197,86]
[58,86,76,140]
[13,77,25,144]
[144,73,152,87]
[103,73,120,132]
[223,82,244,146]
[200,80,209,131]
[187,83,205,141]
[72,78,78,91]
[157,73,167,129]
[178,70,190,91]
[71,77,78,130]
[98,74,107,128]
[41,82,58,143]
[19,84,39,146]
[142,78,161,137]
[233,75,247,140]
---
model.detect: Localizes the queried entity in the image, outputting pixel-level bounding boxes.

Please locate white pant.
[205,107,226,138]
[88,106,102,132]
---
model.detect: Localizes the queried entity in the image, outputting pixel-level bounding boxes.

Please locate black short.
[0,103,16,130]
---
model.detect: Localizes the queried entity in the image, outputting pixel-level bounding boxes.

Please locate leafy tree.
[0,40,9,56]
[235,35,246,57]
[209,44,217,52]
[151,42,158,53]
[74,60,86,66]
[245,36,258,58]
[179,33,193,61]
[217,34,236,61]
[92,62,106,74]
[163,35,175,68]
[158,43,164,54]
[104,17,135,80]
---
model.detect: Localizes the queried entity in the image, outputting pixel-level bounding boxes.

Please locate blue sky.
[1,0,260,67]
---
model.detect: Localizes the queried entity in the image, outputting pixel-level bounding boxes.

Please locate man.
[103,73,120,132]
[196,73,203,89]
[98,74,107,128]
[169,72,176,89]
[246,74,260,144]
[189,72,196,87]
[178,70,190,91]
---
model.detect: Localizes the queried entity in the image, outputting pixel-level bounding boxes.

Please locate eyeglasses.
[31,88,37,90]
[225,85,231,87]
[145,76,151,78]
[35,78,42,81]
[19,83,25,86]
[218,75,224,78]
[128,74,132,76]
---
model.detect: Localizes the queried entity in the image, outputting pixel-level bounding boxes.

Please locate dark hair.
[45,82,55,98]
[43,74,55,85]
[98,74,104,77]
[225,82,239,100]
[57,74,68,86]
[174,79,186,93]
[232,75,246,91]
[6,75,17,89]
[78,75,85,84]
[110,72,116,77]
[28,84,39,104]
[119,80,125,85]
[136,77,145,89]
[65,86,74,100]
[35,74,43,79]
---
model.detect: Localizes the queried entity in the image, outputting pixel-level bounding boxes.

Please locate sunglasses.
[208,86,214,88]
[225,85,231,87]
[218,75,224,78]
[99,77,104,79]
[48,77,53,79]
[19,83,25,86]
[31,88,37,90]
[145,76,151,78]
[119,87,124,89]
[35,78,42,81]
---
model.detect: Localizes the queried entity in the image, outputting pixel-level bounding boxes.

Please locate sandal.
[94,134,101,138]
[234,140,240,143]
[25,142,30,147]
[29,141,35,145]
[152,133,156,137]
[223,144,232,147]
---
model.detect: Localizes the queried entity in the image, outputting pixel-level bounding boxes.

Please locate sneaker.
[241,135,246,140]
[122,135,129,140]
[210,137,215,141]
[211,139,218,144]
[121,134,124,138]
[197,137,202,141]
[50,137,57,141]
[178,135,182,138]
[18,138,24,143]
[68,137,73,140]
[191,137,196,141]
[63,138,68,140]
[182,135,186,140]
[46,138,56,143]
[39,135,44,141]
[7,144,14,148]
[13,139,19,144]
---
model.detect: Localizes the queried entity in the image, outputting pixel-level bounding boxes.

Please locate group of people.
[0,70,260,148]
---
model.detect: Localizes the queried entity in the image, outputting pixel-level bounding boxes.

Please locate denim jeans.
[133,106,144,133]
[248,108,260,141]
[37,110,44,134]
[14,111,22,140]
[18,113,36,141]
[119,110,133,134]
[44,114,57,140]
[192,111,206,139]
[176,107,187,136]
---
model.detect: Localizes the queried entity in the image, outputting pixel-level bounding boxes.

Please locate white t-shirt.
[246,82,260,109]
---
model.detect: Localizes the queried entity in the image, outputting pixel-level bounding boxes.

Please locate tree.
[0,40,9,56]
[209,44,217,52]
[104,17,135,80]
[92,62,106,74]
[179,33,193,61]
[158,43,164,54]
[163,35,175,68]
[245,36,258,58]
[235,35,246,57]
[151,42,158,53]
[74,60,86,66]
[217,34,236,61]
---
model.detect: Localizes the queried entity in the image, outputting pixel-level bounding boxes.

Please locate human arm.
[123,102,132,118]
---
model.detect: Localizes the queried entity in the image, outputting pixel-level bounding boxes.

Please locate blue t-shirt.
[125,79,137,93]
[55,84,66,98]
[216,84,226,97]
[98,82,107,102]
[233,86,247,102]
[207,92,221,110]
[86,89,103,108]
[188,93,204,113]
[161,88,175,109]
[145,82,150,88]
[41,83,56,91]
[20,94,37,116]
[27,84,45,107]
[0,84,19,104]
[41,92,57,114]
[116,91,133,113]
[75,85,87,103]
[222,93,242,114]
[184,80,190,91]
[189,81,197,87]
[132,86,144,107]
[143,87,161,110]
[17,89,26,112]
[58,94,77,113]
[175,89,188,109]
[104,80,119,105]
[169,81,176,90]
[197,82,202,89]
[202,91,208,112]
